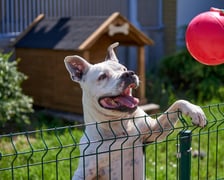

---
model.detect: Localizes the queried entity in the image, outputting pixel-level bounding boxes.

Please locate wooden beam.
[13,14,45,46]
[82,50,90,61]
[78,12,154,50]
[140,103,160,114]
[78,12,120,50]
[137,46,147,104]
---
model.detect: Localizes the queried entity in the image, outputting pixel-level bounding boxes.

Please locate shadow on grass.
[0,106,83,134]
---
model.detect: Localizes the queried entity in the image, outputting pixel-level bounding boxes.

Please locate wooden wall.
[17,48,84,114]
[16,46,109,114]
[16,34,146,114]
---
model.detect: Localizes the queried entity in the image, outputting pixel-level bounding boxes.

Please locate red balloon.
[186,7,224,65]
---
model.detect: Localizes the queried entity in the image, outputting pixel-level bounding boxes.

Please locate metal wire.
[0,103,224,179]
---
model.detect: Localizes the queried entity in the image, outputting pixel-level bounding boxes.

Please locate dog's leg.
[142,100,206,142]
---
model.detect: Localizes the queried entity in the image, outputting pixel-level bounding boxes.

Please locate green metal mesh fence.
[0,103,224,180]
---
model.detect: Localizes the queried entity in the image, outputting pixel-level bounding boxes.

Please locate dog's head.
[64,42,139,118]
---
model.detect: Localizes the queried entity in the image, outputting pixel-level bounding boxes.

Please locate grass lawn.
[144,103,224,179]
[0,103,224,179]
[0,126,83,180]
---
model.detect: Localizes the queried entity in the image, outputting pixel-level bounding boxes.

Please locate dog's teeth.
[129,88,132,95]
[129,83,136,89]
[111,99,117,105]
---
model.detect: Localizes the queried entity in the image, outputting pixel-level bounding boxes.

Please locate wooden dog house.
[15,13,154,114]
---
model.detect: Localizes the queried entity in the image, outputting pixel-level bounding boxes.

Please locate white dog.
[64,42,206,180]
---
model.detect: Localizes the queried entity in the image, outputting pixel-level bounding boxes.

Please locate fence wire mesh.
[0,103,224,180]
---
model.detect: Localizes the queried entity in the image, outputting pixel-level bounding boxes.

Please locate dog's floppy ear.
[64,55,91,82]
[105,42,119,62]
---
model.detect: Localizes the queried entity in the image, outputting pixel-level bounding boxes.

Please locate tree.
[0,53,33,126]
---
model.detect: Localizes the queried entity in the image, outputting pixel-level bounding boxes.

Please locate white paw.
[178,100,207,127]
[188,105,207,127]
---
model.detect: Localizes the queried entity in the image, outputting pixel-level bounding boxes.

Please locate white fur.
[64,43,206,180]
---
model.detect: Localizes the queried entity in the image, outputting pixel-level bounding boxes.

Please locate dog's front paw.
[188,105,207,127]
[177,100,207,127]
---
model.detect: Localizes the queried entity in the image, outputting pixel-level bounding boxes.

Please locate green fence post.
[179,130,192,180]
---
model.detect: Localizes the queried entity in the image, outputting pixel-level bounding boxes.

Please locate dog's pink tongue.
[115,96,139,108]
[100,96,139,109]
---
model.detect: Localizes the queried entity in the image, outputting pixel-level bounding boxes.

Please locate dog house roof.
[15,13,153,50]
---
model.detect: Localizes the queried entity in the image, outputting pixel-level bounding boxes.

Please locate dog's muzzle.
[99,71,139,112]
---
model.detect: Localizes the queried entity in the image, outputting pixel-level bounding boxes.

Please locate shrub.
[146,49,224,109]
[0,53,33,126]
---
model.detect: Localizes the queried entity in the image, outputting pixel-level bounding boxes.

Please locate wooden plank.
[78,12,120,50]
[140,103,160,114]
[137,46,147,104]
[17,48,84,114]
[13,14,45,45]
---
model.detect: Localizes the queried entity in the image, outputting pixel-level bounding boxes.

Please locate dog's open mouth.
[99,83,139,111]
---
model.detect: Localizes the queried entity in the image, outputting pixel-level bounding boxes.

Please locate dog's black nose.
[121,71,135,79]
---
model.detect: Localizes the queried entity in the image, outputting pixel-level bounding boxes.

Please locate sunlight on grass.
[144,104,224,179]
[0,104,224,179]
[0,127,83,179]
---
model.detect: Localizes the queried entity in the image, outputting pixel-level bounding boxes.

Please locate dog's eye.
[123,67,127,71]
[98,73,107,81]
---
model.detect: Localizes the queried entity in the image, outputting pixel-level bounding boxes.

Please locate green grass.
[0,104,224,179]
[145,104,224,180]
[0,127,83,180]
[144,125,224,180]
